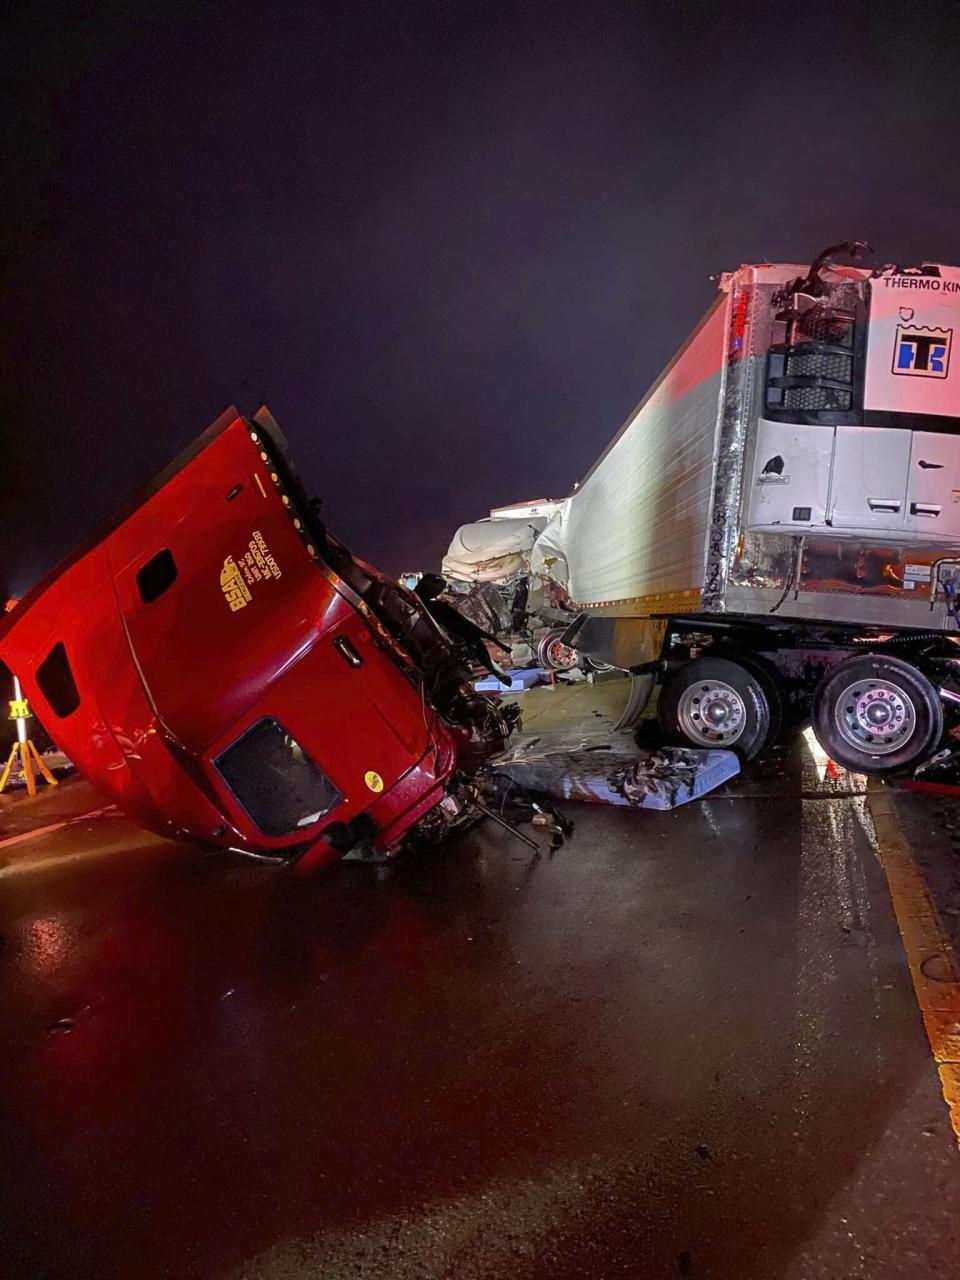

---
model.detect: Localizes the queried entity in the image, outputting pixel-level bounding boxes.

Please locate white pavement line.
[0,806,118,852]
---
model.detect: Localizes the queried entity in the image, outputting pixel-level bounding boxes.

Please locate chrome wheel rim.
[547,639,578,670]
[677,679,747,746]
[833,678,916,756]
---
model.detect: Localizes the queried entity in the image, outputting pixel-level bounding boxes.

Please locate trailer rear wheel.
[811,654,942,775]
[538,628,581,672]
[658,657,772,760]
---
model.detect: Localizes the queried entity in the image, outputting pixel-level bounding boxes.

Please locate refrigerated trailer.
[532,243,960,774]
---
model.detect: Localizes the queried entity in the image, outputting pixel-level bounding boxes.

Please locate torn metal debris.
[492,728,739,809]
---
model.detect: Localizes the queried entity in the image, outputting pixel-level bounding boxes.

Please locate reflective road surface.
[1,696,958,1279]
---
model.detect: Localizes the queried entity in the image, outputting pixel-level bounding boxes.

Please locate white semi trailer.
[532,242,960,774]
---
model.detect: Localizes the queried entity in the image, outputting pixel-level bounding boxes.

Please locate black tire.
[584,657,618,674]
[658,656,772,761]
[735,655,784,747]
[537,628,580,672]
[811,654,942,775]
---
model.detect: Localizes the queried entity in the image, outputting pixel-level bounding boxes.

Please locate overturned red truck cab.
[0,408,516,871]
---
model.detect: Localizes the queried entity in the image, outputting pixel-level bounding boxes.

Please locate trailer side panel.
[534,296,729,614]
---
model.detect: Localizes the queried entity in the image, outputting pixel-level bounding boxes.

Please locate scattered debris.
[474,668,545,693]
[824,758,846,782]
[481,775,574,853]
[610,750,739,810]
[472,795,541,853]
[414,572,512,684]
[491,728,739,810]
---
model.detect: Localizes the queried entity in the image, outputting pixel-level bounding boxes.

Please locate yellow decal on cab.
[221,532,283,612]
[364,771,384,794]
[220,556,253,612]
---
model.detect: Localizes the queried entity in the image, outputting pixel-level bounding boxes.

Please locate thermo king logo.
[893,325,951,378]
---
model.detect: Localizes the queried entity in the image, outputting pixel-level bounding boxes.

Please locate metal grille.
[797,308,855,346]
[783,385,853,412]
[783,349,852,382]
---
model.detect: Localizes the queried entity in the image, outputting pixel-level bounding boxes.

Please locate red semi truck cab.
[0,408,509,871]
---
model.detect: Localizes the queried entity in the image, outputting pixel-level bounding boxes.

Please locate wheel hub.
[704,700,729,726]
[834,679,916,756]
[677,679,746,746]
[548,640,578,670]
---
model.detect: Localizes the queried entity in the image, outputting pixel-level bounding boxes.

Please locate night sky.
[4,0,960,597]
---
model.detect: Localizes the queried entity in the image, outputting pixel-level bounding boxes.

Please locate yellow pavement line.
[868,782,960,1146]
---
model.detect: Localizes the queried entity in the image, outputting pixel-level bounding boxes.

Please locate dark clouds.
[3,0,959,593]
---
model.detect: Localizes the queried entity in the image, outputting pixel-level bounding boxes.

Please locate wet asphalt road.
[1,691,959,1279]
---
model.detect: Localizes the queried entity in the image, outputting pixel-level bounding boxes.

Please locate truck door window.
[137,549,178,603]
[36,641,81,717]
[215,717,342,836]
